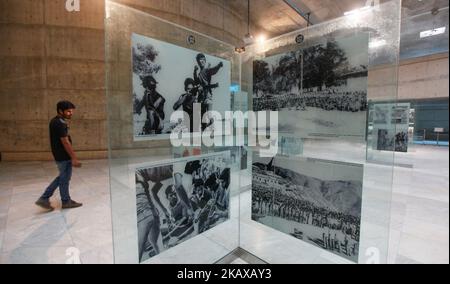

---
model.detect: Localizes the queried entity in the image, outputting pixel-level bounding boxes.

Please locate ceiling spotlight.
[243,33,254,45]
[369,39,386,49]
[257,35,266,45]
[344,6,371,16]
[420,27,446,38]
[235,47,246,53]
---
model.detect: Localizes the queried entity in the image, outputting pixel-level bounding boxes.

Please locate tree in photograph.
[302,41,349,90]
[322,41,348,88]
[253,60,273,97]
[133,43,162,77]
[272,52,301,95]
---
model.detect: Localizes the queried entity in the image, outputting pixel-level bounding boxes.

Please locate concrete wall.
[0,0,251,161]
[110,0,253,47]
[0,0,106,161]
[398,53,449,100]
[368,53,449,102]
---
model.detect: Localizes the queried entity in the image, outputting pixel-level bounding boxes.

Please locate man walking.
[35,101,83,210]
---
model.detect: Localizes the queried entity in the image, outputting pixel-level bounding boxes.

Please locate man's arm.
[135,94,145,115]
[208,61,224,76]
[150,182,171,219]
[154,96,165,110]
[173,95,186,110]
[174,173,194,214]
[193,65,200,84]
[154,96,166,120]
[60,137,82,167]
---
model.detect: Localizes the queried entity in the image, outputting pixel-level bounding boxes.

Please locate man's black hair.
[219,168,230,188]
[204,173,217,190]
[165,185,175,198]
[184,78,195,91]
[193,178,205,187]
[196,53,206,65]
[141,75,158,89]
[57,100,76,113]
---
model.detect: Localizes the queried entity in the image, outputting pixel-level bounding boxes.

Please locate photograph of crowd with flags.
[251,154,364,262]
[135,152,231,263]
[131,33,231,140]
[253,34,369,139]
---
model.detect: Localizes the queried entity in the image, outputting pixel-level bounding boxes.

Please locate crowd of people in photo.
[136,158,230,263]
[254,89,367,113]
[252,179,360,258]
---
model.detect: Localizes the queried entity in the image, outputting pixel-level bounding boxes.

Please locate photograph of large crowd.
[253,34,369,138]
[253,91,367,113]
[135,153,231,263]
[132,33,231,140]
[251,155,364,262]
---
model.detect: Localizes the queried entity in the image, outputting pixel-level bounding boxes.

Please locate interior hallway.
[0,145,448,264]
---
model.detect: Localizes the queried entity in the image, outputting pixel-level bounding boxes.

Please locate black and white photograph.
[391,104,410,125]
[373,104,390,125]
[132,33,231,140]
[372,103,411,126]
[409,108,415,125]
[377,128,409,152]
[395,130,409,152]
[251,154,364,262]
[135,152,231,263]
[377,129,394,151]
[253,34,369,139]
[372,103,410,152]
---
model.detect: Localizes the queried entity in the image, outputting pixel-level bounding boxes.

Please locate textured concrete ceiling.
[402,0,449,17]
[226,0,387,37]
[226,0,449,59]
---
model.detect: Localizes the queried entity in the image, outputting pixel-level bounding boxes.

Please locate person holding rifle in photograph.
[135,75,166,135]
[193,53,223,130]
[173,78,199,132]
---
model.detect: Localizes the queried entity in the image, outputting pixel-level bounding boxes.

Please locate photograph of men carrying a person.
[135,152,231,263]
[132,33,231,140]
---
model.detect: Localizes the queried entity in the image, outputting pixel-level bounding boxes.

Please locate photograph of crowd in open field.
[253,34,369,139]
[252,154,364,262]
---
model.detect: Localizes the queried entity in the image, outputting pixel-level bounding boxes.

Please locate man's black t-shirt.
[50,116,72,161]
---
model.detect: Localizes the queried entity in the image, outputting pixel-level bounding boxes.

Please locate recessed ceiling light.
[344,6,371,16]
[369,39,386,49]
[420,27,446,38]
[257,35,266,45]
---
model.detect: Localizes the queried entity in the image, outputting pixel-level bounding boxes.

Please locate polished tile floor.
[0,144,448,264]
